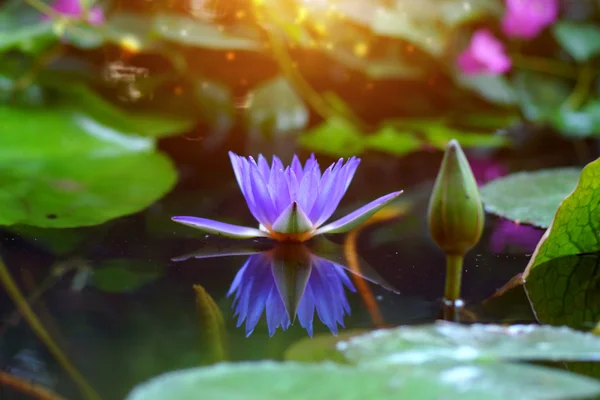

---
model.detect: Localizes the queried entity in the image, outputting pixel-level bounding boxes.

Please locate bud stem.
[444,254,464,302]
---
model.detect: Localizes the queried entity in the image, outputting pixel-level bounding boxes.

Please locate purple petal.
[257,154,271,180]
[314,157,360,227]
[266,287,287,337]
[291,155,304,181]
[269,157,291,216]
[171,216,267,239]
[248,160,279,225]
[297,285,315,337]
[308,159,344,222]
[296,163,320,215]
[271,202,313,234]
[285,168,299,203]
[315,190,403,235]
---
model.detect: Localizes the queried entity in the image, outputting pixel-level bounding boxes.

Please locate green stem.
[0,256,101,400]
[510,54,579,79]
[566,63,595,109]
[444,254,464,302]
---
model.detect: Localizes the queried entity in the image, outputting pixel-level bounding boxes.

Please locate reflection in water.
[228,244,356,337]
[174,238,396,338]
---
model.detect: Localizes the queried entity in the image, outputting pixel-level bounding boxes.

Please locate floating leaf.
[93,259,165,293]
[364,126,422,156]
[0,88,178,227]
[514,71,571,122]
[125,360,600,400]
[524,159,600,272]
[456,74,517,106]
[298,118,365,157]
[153,14,262,51]
[284,330,367,363]
[480,168,581,229]
[553,22,600,62]
[245,76,309,137]
[338,321,600,365]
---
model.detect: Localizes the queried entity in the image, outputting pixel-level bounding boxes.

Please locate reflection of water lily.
[172,153,402,242]
[43,0,105,25]
[229,244,356,337]
[173,237,397,337]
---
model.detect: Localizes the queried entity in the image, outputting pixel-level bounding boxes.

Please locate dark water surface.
[0,136,594,399]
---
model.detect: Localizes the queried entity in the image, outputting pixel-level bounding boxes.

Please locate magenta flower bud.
[457,29,512,76]
[501,0,558,39]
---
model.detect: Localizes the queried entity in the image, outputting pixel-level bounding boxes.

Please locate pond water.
[0,136,596,400]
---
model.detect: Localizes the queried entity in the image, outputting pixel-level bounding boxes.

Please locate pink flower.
[502,0,558,39]
[43,0,105,25]
[489,219,544,254]
[457,29,512,76]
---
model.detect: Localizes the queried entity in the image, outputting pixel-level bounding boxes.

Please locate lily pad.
[125,360,600,400]
[245,76,309,137]
[298,118,365,157]
[364,126,422,156]
[337,321,600,365]
[93,259,165,293]
[284,330,367,363]
[523,158,600,272]
[0,90,178,227]
[480,168,581,229]
[553,22,600,62]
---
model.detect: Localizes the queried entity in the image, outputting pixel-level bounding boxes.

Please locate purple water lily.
[228,244,356,337]
[172,152,403,242]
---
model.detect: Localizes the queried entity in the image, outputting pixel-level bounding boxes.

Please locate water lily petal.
[297,163,320,214]
[171,216,268,239]
[291,155,304,181]
[269,156,290,216]
[271,202,313,235]
[257,154,271,180]
[248,159,279,225]
[308,159,344,223]
[314,157,360,227]
[315,190,403,235]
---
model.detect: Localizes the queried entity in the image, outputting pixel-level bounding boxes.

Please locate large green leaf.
[480,168,581,228]
[524,158,600,272]
[526,253,600,330]
[0,88,178,227]
[337,321,600,365]
[245,76,309,137]
[125,360,600,400]
[553,22,600,62]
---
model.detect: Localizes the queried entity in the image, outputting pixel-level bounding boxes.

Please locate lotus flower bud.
[428,139,484,256]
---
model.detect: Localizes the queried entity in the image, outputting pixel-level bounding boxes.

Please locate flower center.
[269,230,314,243]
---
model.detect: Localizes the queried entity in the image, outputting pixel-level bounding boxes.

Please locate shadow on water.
[0,143,583,399]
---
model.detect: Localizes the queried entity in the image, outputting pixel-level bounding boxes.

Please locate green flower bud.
[428,139,484,256]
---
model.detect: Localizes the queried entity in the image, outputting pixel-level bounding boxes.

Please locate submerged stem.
[0,256,101,400]
[444,254,464,302]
